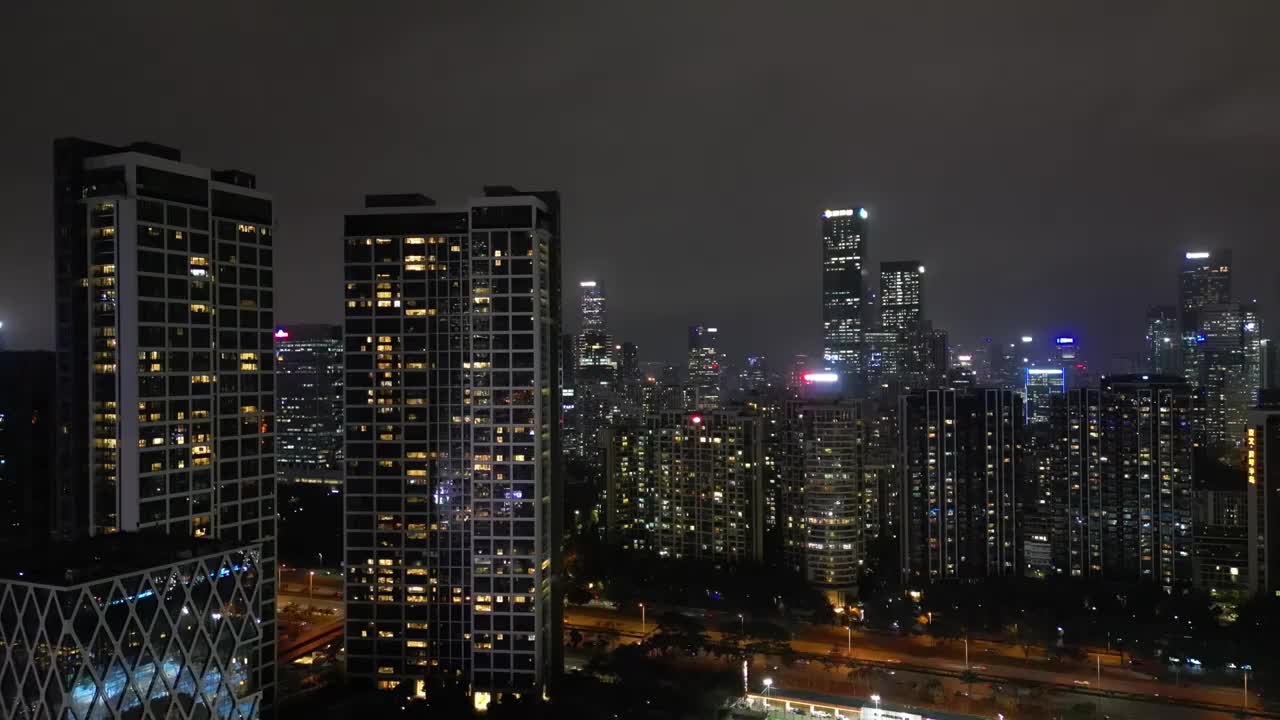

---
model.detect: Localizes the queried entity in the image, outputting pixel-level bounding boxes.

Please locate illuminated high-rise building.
[1100,375,1194,588]
[574,281,614,387]
[1200,302,1259,447]
[821,208,868,382]
[341,187,562,702]
[51,138,277,714]
[571,281,617,464]
[1024,368,1064,425]
[1145,305,1179,374]
[899,389,1023,581]
[1179,249,1232,381]
[1025,389,1103,579]
[606,410,763,563]
[878,261,924,334]
[796,401,865,603]
[1246,391,1280,596]
[687,325,721,409]
[274,324,344,485]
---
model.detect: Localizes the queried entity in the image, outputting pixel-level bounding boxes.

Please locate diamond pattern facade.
[0,545,262,720]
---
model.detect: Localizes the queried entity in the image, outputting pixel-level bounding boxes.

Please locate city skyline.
[3,6,1280,719]
[3,5,1280,365]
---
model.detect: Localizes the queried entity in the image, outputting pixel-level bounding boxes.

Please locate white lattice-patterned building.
[0,535,263,719]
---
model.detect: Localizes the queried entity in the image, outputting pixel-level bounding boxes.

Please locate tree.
[845,660,868,691]
[566,585,593,606]
[959,670,979,699]
[927,613,963,646]
[822,648,842,673]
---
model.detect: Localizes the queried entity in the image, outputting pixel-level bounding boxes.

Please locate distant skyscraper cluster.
[597,208,1276,604]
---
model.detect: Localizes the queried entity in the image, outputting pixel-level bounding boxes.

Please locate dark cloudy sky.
[3,2,1279,366]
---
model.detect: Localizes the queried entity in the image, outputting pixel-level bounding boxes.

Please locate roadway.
[565,605,1266,716]
[278,584,344,663]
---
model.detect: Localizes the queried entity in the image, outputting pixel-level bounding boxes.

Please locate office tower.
[1145,305,1179,374]
[687,325,721,409]
[1100,375,1194,588]
[0,535,265,720]
[877,260,929,386]
[1247,392,1280,596]
[1180,250,1232,381]
[785,354,812,395]
[898,388,1023,581]
[878,261,925,334]
[569,282,620,466]
[821,208,868,381]
[984,340,1021,390]
[923,328,949,385]
[0,351,56,544]
[1199,303,1258,448]
[618,341,640,391]
[52,138,277,713]
[574,281,614,387]
[559,334,581,457]
[341,187,561,702]
[739,355,770,396]
[1024,368,1065,425]
[862,330,899,391]
[1053,335,1078,362]
[1262,339,1279,390]
[274,324,344,486]
[797,402,865,603]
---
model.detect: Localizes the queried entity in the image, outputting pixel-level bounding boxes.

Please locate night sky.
[3,3,1279,367]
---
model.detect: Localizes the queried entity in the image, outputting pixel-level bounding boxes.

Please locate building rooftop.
[0,532,252,586]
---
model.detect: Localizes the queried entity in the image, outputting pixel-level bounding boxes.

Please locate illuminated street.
[565,605,1264,717]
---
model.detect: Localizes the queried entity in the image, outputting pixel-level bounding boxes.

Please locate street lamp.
[1244,669,1250,713]
[763,677,773,699]
[639,603,646,635]
[308,570,315,604]
[738,613,745,636]
[846,625,852,655]
[870,694,881,711]
[963,636,969,670]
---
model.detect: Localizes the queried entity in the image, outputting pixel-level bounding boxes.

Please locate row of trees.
[858,570,1280,678]
[564,531,833,620]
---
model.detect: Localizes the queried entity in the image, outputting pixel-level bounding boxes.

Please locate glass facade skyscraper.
[878,261,924,334]
[341,188,561,704]
[1179,249,1231,383]
[1144,305,1179,374]
[686,325,721,409]
[274,324,344,485]
[821,208,868,381]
